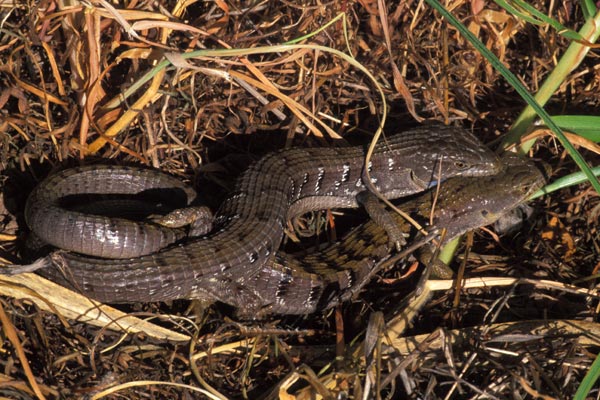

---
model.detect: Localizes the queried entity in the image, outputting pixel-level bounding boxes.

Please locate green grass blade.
[424,0,600,194]
[503,9,600,148]
[550,115,600,141]
[581,0,598,20]
[574,351,600,399]
[507,0,585,41]
[530,165,600,199]
[494,0,544,25]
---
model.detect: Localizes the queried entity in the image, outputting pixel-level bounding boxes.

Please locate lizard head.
[432,153,547,243]
[405,125,504,189]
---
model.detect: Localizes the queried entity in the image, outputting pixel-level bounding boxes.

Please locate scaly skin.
[244,154,545,314]
[23,125,502,306]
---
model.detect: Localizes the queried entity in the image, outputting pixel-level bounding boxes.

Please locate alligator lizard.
[247,154,545,314]
[24,165,211,258]
[22,153,543,315]
[15,125,503,307]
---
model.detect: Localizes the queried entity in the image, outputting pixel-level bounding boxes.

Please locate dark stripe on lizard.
[18,125,502,305]
[243,154,545,314]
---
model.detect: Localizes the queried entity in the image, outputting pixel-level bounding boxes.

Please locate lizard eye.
[454,161,470,170]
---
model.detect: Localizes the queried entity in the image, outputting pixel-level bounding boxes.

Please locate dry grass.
[1,0,600,398]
